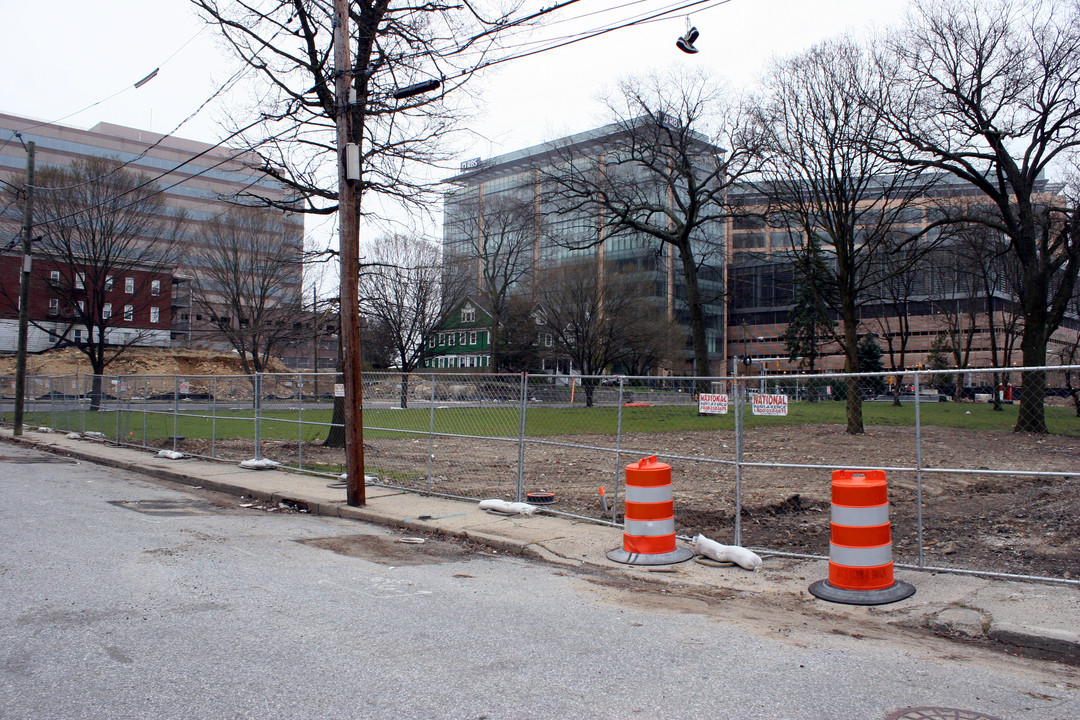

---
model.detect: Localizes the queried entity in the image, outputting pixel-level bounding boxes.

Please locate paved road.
[1,443,1077,720]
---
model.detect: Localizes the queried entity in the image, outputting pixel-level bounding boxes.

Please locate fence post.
[734,361,744,548]
[516,372,528,503]
[141,377,148,449]
[297,372,304,471]
[172,376,180,452]
[427,373,437,493]
[212,376,218,460]
[914,371,924,568]
[612,377,626,524]
[49,376,57,431]
[254,373,262,461]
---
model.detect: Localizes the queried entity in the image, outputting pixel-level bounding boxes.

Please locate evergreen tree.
[857,335,887,397]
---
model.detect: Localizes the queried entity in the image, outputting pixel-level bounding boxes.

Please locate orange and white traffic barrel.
[809,469,915,605]
[607,455,693,566]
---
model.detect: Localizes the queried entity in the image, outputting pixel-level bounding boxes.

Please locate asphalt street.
[2,443,1077,719]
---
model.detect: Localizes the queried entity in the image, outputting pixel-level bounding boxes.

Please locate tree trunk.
[323,357,346,447]
[675,239,711,393]
[1014,260,1049,433]
[399,374,409,409]
[89,373,105,413]
[841,313,864,435]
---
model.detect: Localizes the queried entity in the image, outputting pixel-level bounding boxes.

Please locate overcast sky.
[1,0,910,251]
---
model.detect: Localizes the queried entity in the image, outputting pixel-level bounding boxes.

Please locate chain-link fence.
[3,365,1078,582]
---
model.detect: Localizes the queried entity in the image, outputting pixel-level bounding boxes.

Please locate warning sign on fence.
[751,394,789,416]
[698,393,728,415]
[334,383,345,398]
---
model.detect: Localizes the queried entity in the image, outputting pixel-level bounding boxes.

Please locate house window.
[48,298,59,316]
[151,280,161,296]
[125,277,134,294]
[75,273,85,290]
[77,300,85,313]
[50,270,60,283]
[150,307,160,324]
[448,333,456,346]
[105,275,113,291]
[428,336,435,348]
[469,331,477,345]
[544,333,553,347]
[103,303,112,320]
[459,332,467,345]
[124,305,133,322]
[73,329,82,343]
[462,306,475,323]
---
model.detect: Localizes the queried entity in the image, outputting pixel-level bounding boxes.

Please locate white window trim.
[124,277,134,294]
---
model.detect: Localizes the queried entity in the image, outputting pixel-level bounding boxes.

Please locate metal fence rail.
[3,365,1078,583]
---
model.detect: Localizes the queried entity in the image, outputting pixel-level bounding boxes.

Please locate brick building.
[0,111,304,354]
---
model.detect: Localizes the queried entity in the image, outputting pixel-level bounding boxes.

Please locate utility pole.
[334,0,366,506]
[13,140,36,437]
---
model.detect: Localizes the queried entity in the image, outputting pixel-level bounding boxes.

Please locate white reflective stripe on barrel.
[829,542,893,567]
[831,504,889,527]
[625,485,673,504]
[624,518,676,537]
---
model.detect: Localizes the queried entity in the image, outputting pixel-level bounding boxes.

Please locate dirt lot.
[171,423,1080,581]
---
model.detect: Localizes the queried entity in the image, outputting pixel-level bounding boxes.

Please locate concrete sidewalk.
[3,426,1078,664]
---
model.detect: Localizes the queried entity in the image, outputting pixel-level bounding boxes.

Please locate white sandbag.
[156,450,184,460]
[239,458,281,470]
[36,426,53,433]
[66,433,82,440]
[692,534,762,571]
[338,473,379,483]
[479,499,538,516]
[83,431,106,440]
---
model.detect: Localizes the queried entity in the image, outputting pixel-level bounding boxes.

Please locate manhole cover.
[0,455,76,464]
[886,709,1005,720]
[109,499,215,517]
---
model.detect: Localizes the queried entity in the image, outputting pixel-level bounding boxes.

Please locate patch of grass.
[17,396,1078,442]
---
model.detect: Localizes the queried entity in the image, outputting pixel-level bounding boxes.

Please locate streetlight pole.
[13,140,35,437]
[334,0,365,506]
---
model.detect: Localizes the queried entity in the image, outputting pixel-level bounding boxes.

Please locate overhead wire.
[0,25,210,156]
[11,0,737,231]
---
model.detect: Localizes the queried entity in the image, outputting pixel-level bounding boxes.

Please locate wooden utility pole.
[334,0,366,506]
[13,140,36,437]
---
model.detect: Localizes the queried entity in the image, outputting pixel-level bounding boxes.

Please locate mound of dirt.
[0,347,291,378]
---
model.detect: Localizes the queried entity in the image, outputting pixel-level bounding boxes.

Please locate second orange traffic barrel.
[809,469,915,605]
[607,455,693,566]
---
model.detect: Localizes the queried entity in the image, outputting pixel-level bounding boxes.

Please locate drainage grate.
[885,709,1005,720]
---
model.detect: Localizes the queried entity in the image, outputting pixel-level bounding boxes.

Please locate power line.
[0,25,211,156]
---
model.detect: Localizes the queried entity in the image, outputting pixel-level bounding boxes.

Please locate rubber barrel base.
[606,547,694,566]
[808,579,916,606]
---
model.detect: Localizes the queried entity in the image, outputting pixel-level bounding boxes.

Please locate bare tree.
[749,38,936,434]
[877,0,1080,433]
[2,157,182,410]
[359,233,462,407]
[750,40,934,431]
[535,260,658,406]
[865,232,922,405]
[541,68,754,382]
[447,195,537,371]
[192,206,307,379]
